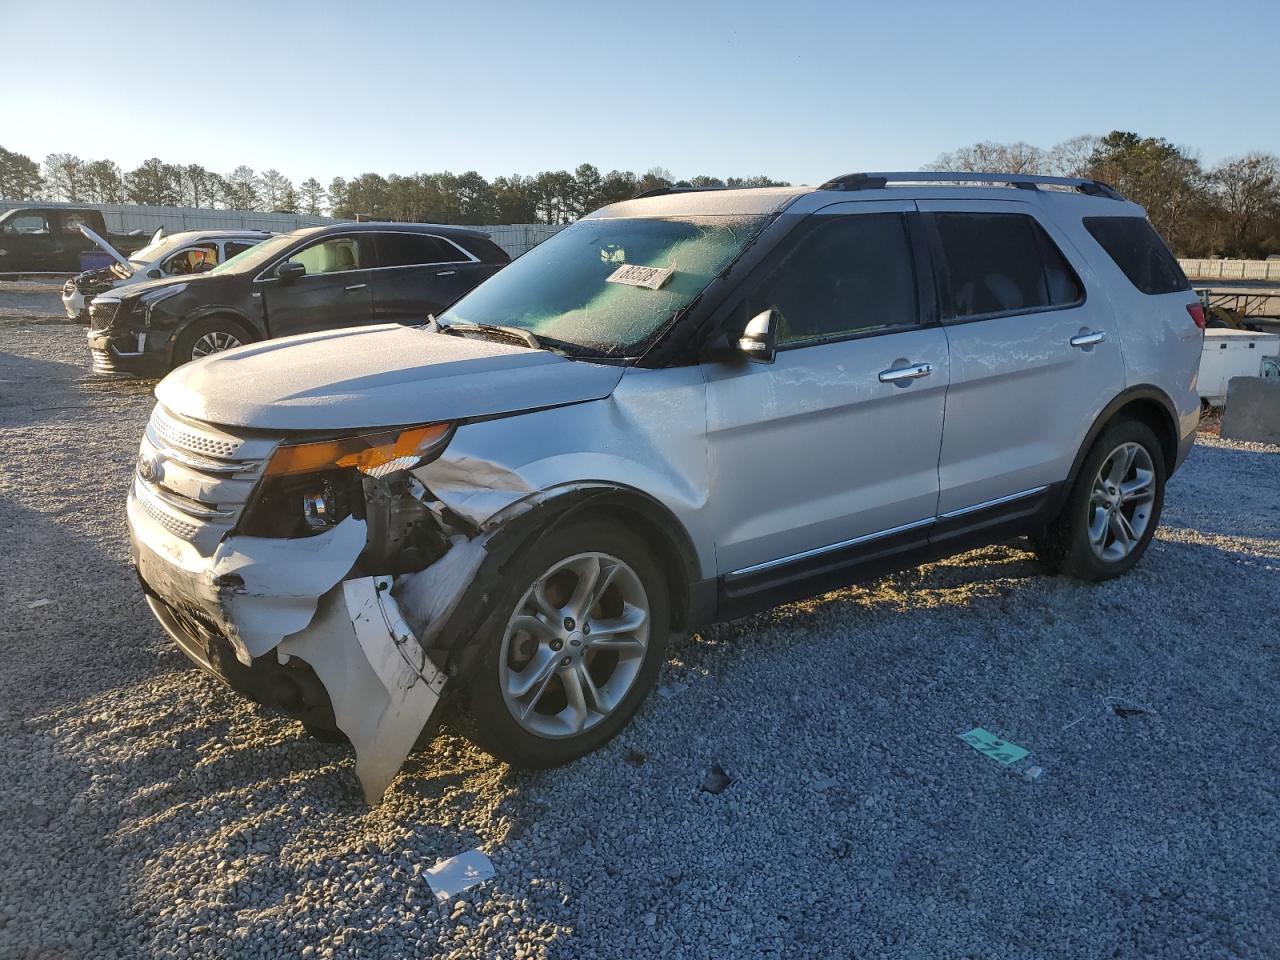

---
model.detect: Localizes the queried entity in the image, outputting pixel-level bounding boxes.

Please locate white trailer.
[1199,329,1280,407]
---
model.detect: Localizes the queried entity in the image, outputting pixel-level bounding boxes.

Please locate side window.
[375,233,468,268]
[1083,216,1189,295]
[223,241,257,260]
[58,213,92,236]
[2,214,49,234]
[163,244,218,276]
[281,236,363,276]
[751,213,919,345]
[932,213,1083,319]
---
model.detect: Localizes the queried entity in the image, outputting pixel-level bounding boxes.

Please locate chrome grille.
[88,299,120,332]
[137,491,199,541]
[149,409,243,459]
[132,405,281,555]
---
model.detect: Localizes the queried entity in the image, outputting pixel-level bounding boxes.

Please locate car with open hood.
[126,173,1204,802]
[87,221,509,374]
[63,227,271,320]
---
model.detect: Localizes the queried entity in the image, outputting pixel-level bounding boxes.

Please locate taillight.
[1187,302,1207,329]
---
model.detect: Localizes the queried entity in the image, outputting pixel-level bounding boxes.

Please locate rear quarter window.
[457,236,511,264]
[1083,216,1189,295]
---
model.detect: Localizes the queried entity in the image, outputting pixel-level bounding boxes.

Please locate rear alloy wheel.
[458,521,669,768]
[1085,441,1156,563]
[1034,419,1166,581]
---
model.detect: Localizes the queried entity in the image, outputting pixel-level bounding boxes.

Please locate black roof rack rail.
[817,171,1125,201]
[633,185,735,200]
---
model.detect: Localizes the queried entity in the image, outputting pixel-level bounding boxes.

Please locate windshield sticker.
[606,263,675,290]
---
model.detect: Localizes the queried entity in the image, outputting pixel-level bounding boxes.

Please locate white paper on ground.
[424,849,496,904]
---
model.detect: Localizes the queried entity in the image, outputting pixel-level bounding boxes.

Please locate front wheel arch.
[431,484,701,687]
[166,310,262,368]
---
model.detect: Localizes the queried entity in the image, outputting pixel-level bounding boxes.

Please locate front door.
[701,200,949,580]
[916,200,1125,516]
[260,234,375,337]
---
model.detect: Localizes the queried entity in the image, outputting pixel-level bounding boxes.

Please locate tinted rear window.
[376,233,468,267]
[458,236,511,263]
[932,213,1083,319]
[1083,216,1189,295]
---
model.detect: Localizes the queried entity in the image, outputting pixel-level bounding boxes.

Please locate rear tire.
[1035,419,1166,581]
[457,520,670,768]
[172,317,252,369]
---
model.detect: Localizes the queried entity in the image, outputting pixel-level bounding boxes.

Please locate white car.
[62,227,271,319]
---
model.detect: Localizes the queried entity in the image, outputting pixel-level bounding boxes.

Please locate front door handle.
[1070,330,1106,348]
[345,283,367,292]
[878,362,933,384]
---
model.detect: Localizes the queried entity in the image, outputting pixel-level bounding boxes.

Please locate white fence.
[1180,259,1280,283]
[0,198,333,234]
[0,199,566,257]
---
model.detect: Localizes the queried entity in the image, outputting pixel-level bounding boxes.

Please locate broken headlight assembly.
[239,423,454,540]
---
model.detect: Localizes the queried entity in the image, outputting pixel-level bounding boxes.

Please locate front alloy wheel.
[458,521,670,768]
[189,329,242,359]
[500,552,650,738]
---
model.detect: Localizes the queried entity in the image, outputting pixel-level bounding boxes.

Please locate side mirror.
[277,261,306,283]
[147,269,162,279]
[738,308,778,363]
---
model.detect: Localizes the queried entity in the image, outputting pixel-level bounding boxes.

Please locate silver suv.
[127,172,1203,801]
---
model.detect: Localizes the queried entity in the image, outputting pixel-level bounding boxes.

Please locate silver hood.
[155,324,625,432]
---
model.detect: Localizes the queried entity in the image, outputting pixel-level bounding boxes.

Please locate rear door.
[259,234,375,337]
[918,199,1124,520]
[702,200,950,580]
[369,231,492,323]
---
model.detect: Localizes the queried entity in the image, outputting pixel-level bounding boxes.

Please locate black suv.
[86,222,510,375]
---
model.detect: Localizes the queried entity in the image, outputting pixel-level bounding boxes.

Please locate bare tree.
[1045,134,1102,177]
[42,153,87,201]
[925,141,1046,174]
[1209,153,1280,257]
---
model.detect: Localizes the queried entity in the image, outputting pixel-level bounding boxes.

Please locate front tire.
[172,317,250,369]
[1035,419,1166,581]
[458,520,670,768]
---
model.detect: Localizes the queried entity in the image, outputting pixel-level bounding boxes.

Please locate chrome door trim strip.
[728,516,936,579]
[939,484,1049,520]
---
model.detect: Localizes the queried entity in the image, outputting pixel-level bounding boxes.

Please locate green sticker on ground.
[958,728,1029,765]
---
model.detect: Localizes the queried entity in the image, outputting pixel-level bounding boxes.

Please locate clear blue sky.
[1,0,1274,186]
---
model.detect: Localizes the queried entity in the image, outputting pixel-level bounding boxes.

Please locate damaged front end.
[129,404,507,803]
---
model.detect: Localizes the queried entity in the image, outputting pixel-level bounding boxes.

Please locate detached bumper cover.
[129,485,452,803]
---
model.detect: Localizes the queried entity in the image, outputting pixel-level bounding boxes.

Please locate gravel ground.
[1,324,1278,959]
[0,280,70,322]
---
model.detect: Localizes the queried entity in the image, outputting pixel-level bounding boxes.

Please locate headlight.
[139,283,188,306]
[264,423,453,479]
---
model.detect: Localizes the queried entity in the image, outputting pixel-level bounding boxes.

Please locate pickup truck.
[0,206,150,274]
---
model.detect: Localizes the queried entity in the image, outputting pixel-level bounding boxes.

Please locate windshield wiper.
[429,318,600,359]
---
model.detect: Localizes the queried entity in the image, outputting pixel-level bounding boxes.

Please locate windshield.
[126,234,198,269]
[209,232,303,275]
[437,215,768,357]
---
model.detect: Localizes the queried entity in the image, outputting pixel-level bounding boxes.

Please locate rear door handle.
[1070,330,1106,348]
[878,362,933,384]
[345,283,367,292]
[435,270,457,277]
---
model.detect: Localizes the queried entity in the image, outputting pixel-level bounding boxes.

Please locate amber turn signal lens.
[264,423,451,478]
